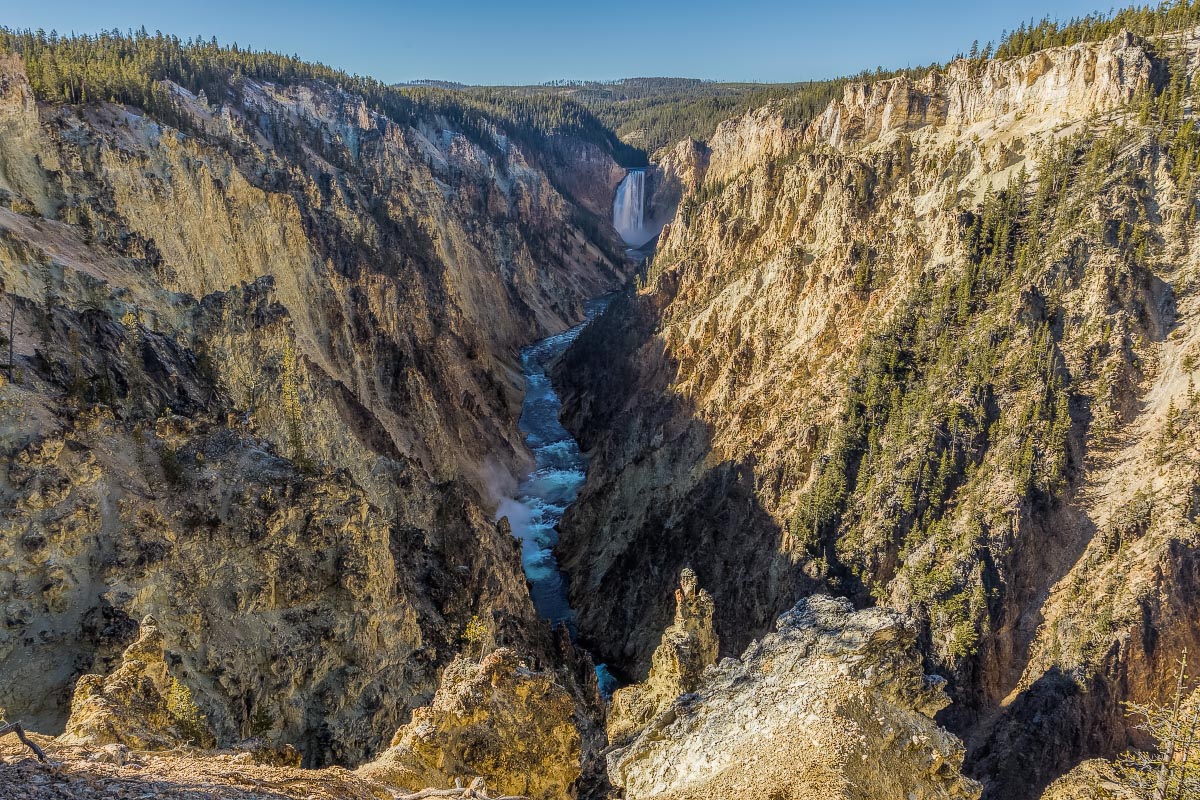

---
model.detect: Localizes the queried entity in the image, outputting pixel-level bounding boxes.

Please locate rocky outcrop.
[813,31,1151,150]
[608,595,981,800]
[607,568,717,742]
[358,648,581,800]
[60,616,214,750]
[1037,760,1133,800]
[6,641,581,799]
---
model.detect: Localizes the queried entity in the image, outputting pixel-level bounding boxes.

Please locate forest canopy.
[0,27,648,166]
[7,2,1200,163]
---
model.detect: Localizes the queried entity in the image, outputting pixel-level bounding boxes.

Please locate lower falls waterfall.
[613,168,647,245]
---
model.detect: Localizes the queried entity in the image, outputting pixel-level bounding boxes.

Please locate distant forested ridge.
[468,78,851,154]
[8,2,1200,167]
[454,74,924,155]
[0,27,647,166]
[457,1,1200,154]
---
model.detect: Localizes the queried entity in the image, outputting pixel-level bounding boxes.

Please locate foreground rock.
[358,648,582,800]
[2,639,581,799]
[0,735,382,800]
[0,736,541,800]
[59,616,215,751]
[609,595,981,800]
[607,568,718,743]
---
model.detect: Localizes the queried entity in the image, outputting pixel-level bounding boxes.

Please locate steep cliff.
[557,29,1200,797]
[0,47,630,767]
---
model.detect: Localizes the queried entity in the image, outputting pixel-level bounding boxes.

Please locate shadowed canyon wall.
[556,29,1200,798]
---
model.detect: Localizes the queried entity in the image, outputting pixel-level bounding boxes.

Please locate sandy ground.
[0,733,387,800]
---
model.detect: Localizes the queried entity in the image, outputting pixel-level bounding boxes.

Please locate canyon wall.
[557,29,1200,797]
[0,54,630,766]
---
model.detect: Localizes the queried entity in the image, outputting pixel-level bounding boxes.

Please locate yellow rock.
[359,648,582,800]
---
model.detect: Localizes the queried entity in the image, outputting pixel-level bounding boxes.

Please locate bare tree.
[1117,649,1200,799]
[0,720,50,763]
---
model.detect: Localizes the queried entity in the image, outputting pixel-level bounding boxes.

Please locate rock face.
[541,137,631,220]
[813,31,1151,150]
[0,50,629,765]
[60,616,214,751]
[556,28,1200,798]
[358,648,582,800]
[1037,760,1133,800]
[652,139,709,208]
[607,568,718,742]
[609,595,981,800]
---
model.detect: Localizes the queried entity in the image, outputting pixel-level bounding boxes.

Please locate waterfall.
[613,168,647,245]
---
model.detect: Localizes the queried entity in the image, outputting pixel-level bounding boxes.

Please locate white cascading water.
[613,168,647,245]
[495,295,618,696]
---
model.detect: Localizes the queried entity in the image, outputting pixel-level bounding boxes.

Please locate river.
[497,295,617,694]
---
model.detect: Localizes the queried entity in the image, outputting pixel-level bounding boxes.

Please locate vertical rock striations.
[0,50,630,766]
[556,28,1200,797]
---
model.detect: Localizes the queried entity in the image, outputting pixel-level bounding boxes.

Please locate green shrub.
[166,677,213,748]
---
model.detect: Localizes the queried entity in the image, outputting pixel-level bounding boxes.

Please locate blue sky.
[0,0,1121,85]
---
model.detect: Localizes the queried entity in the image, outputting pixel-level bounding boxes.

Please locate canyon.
[0,46,629,767]
[0,13,1199,800]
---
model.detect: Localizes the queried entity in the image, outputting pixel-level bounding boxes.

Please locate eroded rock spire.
[60,616,214,751]
[607,567,719,743]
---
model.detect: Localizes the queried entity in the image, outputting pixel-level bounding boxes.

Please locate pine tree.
[121,309,145,412]
[0,278,13,383]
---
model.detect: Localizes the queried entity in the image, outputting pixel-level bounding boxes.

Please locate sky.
[0,0,1124,85]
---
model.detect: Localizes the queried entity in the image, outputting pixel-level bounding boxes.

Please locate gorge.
[500,296,611,633]
[1,7,1200,800]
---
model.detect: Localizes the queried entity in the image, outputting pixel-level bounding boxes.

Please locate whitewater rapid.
[497,296,617,695]
[499,297,609,630]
